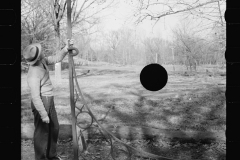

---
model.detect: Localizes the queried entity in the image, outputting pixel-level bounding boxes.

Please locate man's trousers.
[31,96,59,160]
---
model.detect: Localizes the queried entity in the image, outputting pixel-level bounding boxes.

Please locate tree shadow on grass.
[105,86,226,160]
[55,77,225,159]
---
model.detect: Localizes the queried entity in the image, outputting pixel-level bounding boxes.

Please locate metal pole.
[67,0,78,159]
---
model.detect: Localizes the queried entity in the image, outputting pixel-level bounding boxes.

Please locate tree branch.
[73,0,115,25]
[72,0,88,24]
[137,0,223,24]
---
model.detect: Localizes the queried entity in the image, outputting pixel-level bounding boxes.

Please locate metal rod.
[67,0,79,159]
[65,4,178,157]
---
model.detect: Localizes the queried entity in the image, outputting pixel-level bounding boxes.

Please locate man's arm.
[28,76,48,120]
[45,47,68,65]
[45,39,74,65]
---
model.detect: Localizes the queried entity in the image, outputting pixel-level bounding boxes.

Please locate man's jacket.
[27,48,68,120]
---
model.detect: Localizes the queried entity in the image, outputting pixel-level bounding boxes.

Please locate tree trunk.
[54,25,62,86]
[125,52,128,65]
[172,48,175,72]
[86,52,88,66]
[91,51,93,62]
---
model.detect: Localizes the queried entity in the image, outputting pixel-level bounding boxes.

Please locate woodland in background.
[21,1,226,159]
[21,0,226,72]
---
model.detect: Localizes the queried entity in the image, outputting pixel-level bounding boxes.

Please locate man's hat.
[23,43,42,65]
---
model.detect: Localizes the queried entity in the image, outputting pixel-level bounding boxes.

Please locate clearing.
[21,63,226,160]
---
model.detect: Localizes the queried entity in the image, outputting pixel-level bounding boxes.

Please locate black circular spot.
[140,63,168,91]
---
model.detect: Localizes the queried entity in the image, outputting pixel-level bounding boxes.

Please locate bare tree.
[121,0,226,68]
[117,28,136,65]
[104,28,138,65]
[21,0,54,60]
[74,33,93,65]
[143,37,166,65]
[35,0,117,84]
[103,30,121,64]
[134,0,225,26]
[210,22,226,66]
[172,21,206,71]
[134,0,226,55]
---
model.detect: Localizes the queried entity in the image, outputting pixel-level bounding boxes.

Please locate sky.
[74,0,225,45]
[97,0,180,41]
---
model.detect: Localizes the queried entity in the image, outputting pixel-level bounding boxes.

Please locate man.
[23,40,73,160]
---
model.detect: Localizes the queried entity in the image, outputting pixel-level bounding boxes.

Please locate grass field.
[21,63,226,160]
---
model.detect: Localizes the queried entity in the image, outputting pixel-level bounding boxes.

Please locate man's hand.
[63,39,74,52]
[67,39,74,47]
[42,116,50,123]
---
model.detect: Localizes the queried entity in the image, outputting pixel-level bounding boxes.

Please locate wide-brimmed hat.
[23,43,42,65]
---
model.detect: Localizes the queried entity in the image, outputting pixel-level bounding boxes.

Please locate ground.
[21,63,226,160]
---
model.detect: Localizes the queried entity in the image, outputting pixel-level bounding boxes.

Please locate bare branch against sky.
[134,0,225,23]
